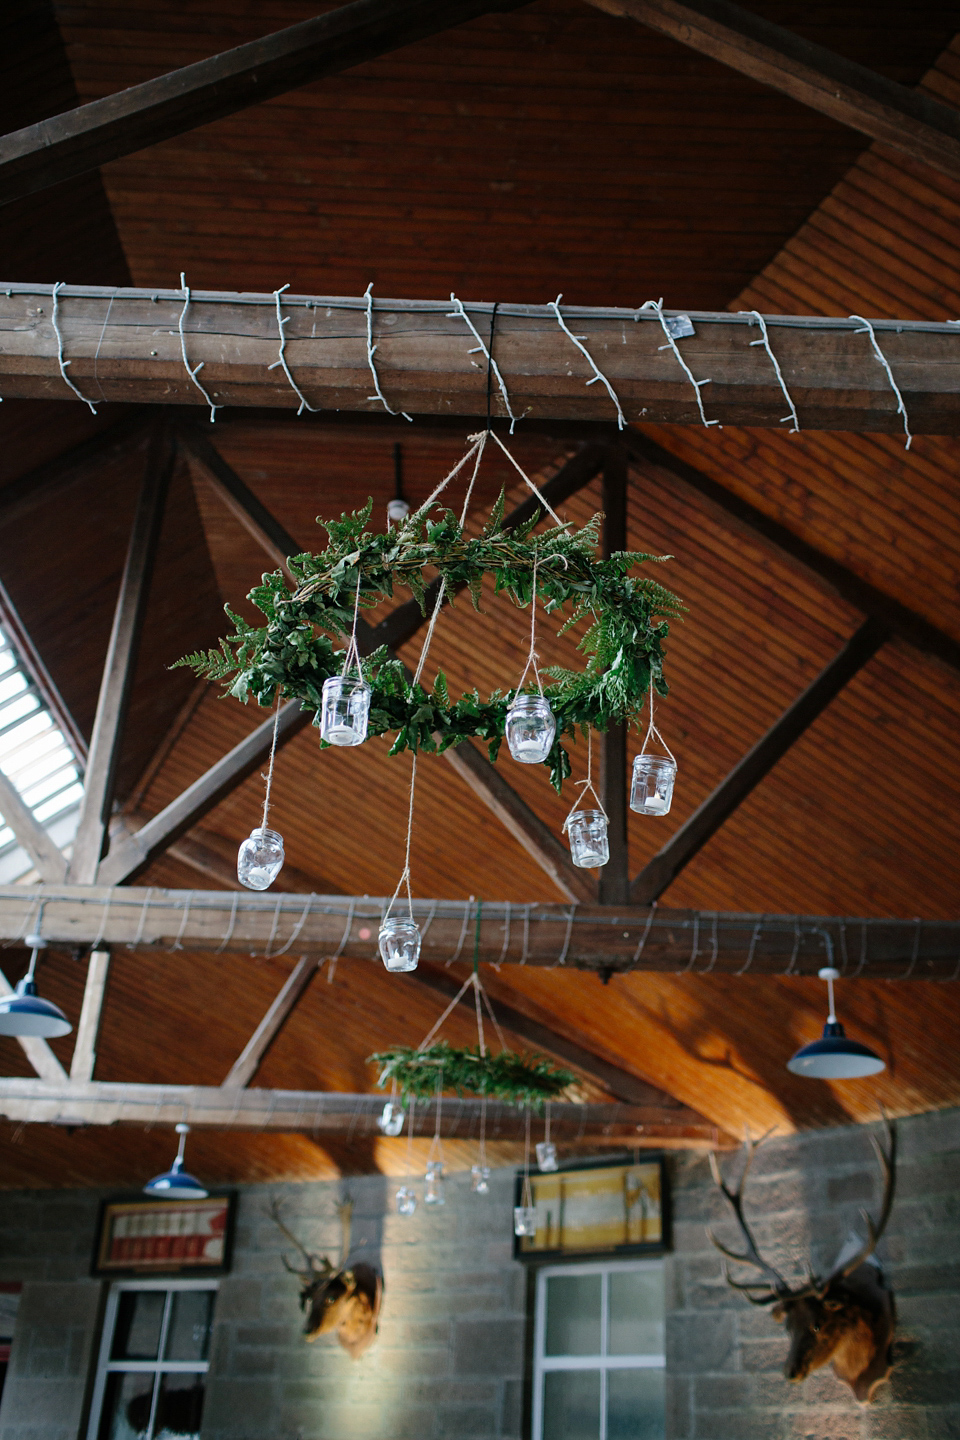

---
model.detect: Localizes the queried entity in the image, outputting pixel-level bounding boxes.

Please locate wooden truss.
[1,285,958,433]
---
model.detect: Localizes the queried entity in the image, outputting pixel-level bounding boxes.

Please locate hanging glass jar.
[564,809,609,868]
[630,754,677,816]
[395,1185,417,1216]
[536,1141,558,1172]
[236,827,285,890]
[378,1101,406,1137]
[471,1163,491,1194]
[505,695,556,764]
[514,1205,537,1237]
[320,675,371,747]
[379,916,421,972]
[424,1160,446,1206]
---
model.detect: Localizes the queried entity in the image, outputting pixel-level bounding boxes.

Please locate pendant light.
[0,934,72,1039]
[144,1124,208,1199]
[787,966,885,1079]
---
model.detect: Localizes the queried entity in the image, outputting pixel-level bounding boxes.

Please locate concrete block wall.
[0,1108,958,1439]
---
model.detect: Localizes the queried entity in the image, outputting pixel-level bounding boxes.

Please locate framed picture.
[514,1154,668,1262]
[92,1193,236,1278]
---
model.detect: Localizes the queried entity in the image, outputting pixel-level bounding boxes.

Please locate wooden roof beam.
[222,955,321,1089]
[0,0,530,207]
[0,769,67,883]
[5,286,960,433]
[631,618,890,904]
[584,0,960,184]
[625,433,960,675]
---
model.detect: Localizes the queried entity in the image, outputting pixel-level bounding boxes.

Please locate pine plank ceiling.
[0,0,958,1185]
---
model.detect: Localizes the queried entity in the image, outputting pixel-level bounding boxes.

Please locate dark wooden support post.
[68,424,175,884]
[631,617,890,904]
[598,445,630,905]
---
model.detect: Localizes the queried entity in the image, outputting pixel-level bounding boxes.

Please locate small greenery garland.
[177,489,681,792]
[370,1042,576,1108]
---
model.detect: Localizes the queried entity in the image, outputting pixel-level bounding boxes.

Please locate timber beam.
[3,285,960,433]
[0,885,955,979]
[584,0,960,185]
[0,1079,709,1144]
[0,0,529,207]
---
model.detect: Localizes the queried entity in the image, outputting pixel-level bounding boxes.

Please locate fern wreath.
[178,443,681,793]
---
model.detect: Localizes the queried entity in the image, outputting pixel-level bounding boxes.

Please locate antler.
[827,1120,897,1286]
[266,1197,333,1278]
[708,1132,789,1298]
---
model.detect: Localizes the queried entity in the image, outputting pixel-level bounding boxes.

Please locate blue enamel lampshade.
[0,935,71,1039]
[787,967,885,1080]
[144,1124,208,1199]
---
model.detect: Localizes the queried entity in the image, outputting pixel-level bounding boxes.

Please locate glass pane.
[607,1368,665,1440]
[111,1291,165,1361]
[164,1290,214,1362]
[608,1270,664,1356]
[97,1371,156,1440]
[542,1368,601,1440]
[545,1274,602,1356]
[154,1373,206,1440]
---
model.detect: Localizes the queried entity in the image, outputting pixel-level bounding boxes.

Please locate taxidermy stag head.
[708,1124,896,1403]
[267,1197,383,1358]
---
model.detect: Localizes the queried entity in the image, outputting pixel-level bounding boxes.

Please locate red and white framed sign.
[92,1194,235,1277]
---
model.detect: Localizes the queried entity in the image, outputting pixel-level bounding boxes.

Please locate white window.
[86,1280,217,1440]
[532,1259,665,1440]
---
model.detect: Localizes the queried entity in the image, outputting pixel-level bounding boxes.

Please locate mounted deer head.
[708,1123,896,1403]
[267,1196,383,1359]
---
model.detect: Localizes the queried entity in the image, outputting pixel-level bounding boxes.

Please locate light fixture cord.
[260,694,282,833]
[826,970,837,1023]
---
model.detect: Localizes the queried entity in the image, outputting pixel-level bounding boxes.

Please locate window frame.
[85,1277,218,1440]
[531,1257,666,1440]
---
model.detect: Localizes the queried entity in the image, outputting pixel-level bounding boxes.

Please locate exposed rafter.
[631,618,891,904]
[0,770,67,883]
[625,432,960,675]
[4,285,959,432]
[0,0,530,207]
[584,0,960,183]
[2,886,954,979]
[222,955,320,1089]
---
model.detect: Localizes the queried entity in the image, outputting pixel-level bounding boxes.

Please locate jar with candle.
[505,695,556,764]
[536,1141,558,1172]
[630,754,677,816]
[564,810,609,868]
[320,675,371,747]
[424,1160,445,1206]
[514,1205,537,1237]
[236,828,285,890]
[395,1185,417,1216]
[378,1101,406,1137]
[379,917,421,972]
[471,1163,491,1194]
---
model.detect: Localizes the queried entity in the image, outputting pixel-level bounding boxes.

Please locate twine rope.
[339,572,365,682]
[178,275,221,422]
[260,693,282,833]
[51,283,98,414]
[513,552,545,698]
[562,728,608,831]
[740,309,800,433]
[549,294,626,429]
[639,683,677,764]
[383,753,418,924]
[364,283,412,421]
[850,314,912,450]
[269,284,319,415]
[639,298,719,428]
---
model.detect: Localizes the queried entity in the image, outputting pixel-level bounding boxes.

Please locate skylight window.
[0,624,84,883]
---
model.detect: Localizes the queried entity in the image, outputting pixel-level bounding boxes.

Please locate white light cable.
[639,298,719,428]
[178,274,222,422]
[739,309,800,433]
[849,313,913,450]
[270,284,320,414]
[447,294,517,433]
[365,283,411,421]
[51,283,98,413]
[549,294,626,429]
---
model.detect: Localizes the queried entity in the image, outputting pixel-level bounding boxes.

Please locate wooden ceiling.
[0,0,958,1186]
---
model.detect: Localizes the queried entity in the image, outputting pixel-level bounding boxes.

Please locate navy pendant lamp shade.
[0,934,72,1039]
[144,1124,208,1199]
[787,966,885,1079]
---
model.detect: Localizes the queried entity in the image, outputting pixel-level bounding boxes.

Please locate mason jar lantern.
[565,809,609,868]
[424,1160,446,1206]
[630,754,677,816]
[379,916,421,972]
[514,1205,537,1237]
[320,675,372,747]
[395,1185,417,1216]
[236,827,285,890]
[505,695,556,764]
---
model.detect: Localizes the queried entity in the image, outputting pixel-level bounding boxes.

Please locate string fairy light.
[447,293,518,433]
[364,283,411,421]
[549,294,626,429]
[269,284,320,415]
[849,313,913,450]
[739,309,800,433]
[638,297,719,428]
[178,274,221,422]
[51,283,98,414]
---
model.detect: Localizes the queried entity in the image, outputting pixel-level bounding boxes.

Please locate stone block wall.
[0,1108,958,1439]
